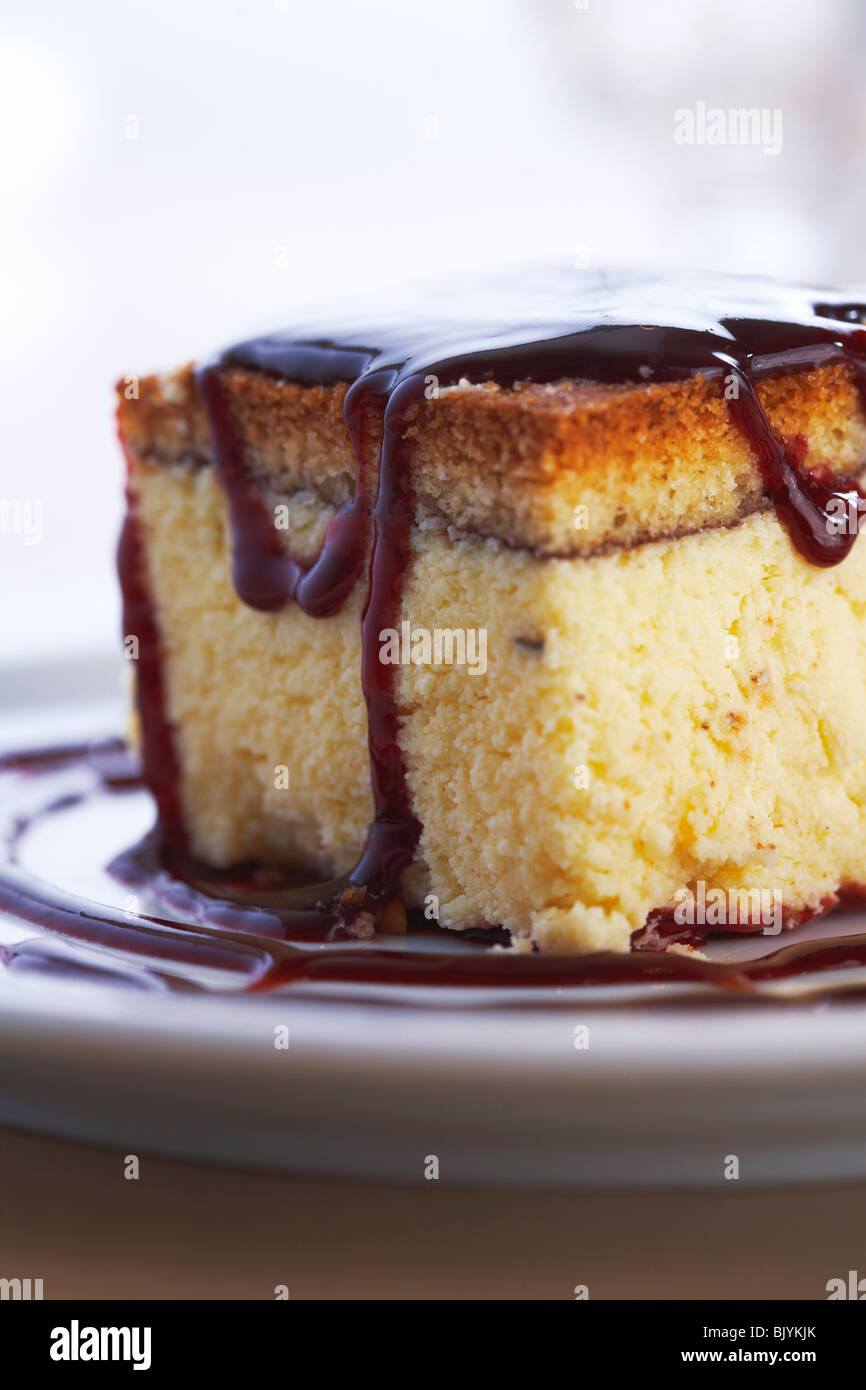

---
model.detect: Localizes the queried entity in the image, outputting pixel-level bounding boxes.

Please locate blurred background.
[2,0,865,676]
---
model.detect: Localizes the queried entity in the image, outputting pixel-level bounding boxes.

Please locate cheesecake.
[116,269,866,955]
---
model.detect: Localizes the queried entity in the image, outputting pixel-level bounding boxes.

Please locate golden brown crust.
[116,360,866,556]
[117,365,362,510]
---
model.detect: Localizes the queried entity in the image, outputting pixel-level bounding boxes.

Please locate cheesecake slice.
[116,270,866,954]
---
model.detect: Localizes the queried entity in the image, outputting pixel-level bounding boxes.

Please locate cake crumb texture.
[132,449,866,953]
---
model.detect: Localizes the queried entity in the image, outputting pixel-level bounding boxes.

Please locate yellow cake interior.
[132,455,866,954]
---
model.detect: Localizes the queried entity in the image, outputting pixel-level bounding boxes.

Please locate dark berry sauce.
[3,742,866,1000]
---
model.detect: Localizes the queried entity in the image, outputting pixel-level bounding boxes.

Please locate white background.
[2,0,865,671]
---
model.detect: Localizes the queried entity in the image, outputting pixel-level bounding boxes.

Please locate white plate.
[2,664,866,1188]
